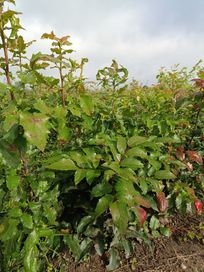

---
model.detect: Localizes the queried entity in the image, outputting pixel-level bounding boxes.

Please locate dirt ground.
[55,214,204,272]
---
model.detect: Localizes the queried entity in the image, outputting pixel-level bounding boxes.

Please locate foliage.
[0,1,203,271]
[96,59,128,91]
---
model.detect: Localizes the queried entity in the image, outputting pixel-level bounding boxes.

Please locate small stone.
[181,263,187,270]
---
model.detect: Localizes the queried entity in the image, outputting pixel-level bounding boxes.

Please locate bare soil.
[54,214,204,272]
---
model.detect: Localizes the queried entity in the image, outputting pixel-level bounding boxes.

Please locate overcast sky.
[14,0,204,84]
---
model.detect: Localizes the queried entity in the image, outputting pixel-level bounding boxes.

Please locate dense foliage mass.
[0,1,203,271]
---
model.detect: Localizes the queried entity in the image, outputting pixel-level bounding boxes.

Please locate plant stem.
[59,48,65,107]
[0,29,15,101]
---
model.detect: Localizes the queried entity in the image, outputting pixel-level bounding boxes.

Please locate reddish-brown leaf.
[135,207,147,225]
[134,195,151,208]
[156,192,168,213]
[192,78,204,89]
[186,187,196,200]
[7,144,17,152]
[185,162,193,172]
[176,146,185,161]
[187,150,203,164]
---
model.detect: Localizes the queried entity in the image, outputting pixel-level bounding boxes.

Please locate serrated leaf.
[126,147,147,158]
[148,158,162,170]
[121,157,143,170]
[23,231,39,272]
[149,215,159,230]
[7,169,20,190]
[74,169,86,185]
[34,99,50,114]
[78,238,92,262]
[110,201,128,234]
[77,216,93,234]
[94,237,105,256]
[20,112,49,151]
[128,136,148,147]
[156,192,168,212]
[63,235,81,259]
[134,195,151,208]
[106,248,120,271]
[91,182,112,197]
[69,151,89,168]
[86,169,101,185]
[115,179,150,208]
[0,219,19,242]
[79,95,94,116]
[117,136,127,154]
[0,140,20,167]
[46,158,78,171]
[139,178,148,194]
[115,179,136,206]
[160,227,171,237]
[121,239,133,258]
[95,195,113,217]
[176,146,185,161]
[21,213,33,229]
[134,207,147,225]
[154,170,176,180]
[187,150,203,164]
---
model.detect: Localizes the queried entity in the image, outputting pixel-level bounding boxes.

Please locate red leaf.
[156,192,168,213]
[187,150,203,164]
[135,207,147,225]
[176,146,185,161]
[195,199,203,215]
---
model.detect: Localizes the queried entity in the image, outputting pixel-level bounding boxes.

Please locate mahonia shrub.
[0,0,203,271]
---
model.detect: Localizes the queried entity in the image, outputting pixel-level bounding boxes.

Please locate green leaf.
[126,147,147,158]
[110,201,128,234]
[148,158,162,170]
[154,170,176,180]
[77,216,93,234]
[79,95,94,116]
[139,178,148,194]
[0,219,19,242]
[0,140,20,167]
[149,215,160,230]
[95,195,113,217]
[94,237,105,256]
[74,169,86,185]
[128,136,148,147]
[21,213,33,229]
[46,158,78,171]
[152,230,160,238]
[63,235,81,259]
[91,182,112,197]
[69,151,90,168]
[121,157,143,170]
[117,136,127,154]
[34,99,50,114]
[23,231,39,272]
[160,227,171,237]
[78,238,92,262]
[20,112,49,151]
[122,239,133,259]
[86,169,101,185]
[6,169,20,190]
[106,248,120,271]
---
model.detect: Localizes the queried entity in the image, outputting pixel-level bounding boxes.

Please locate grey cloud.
[14,0,204,83]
